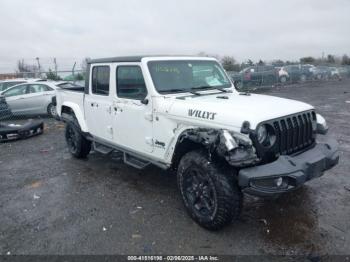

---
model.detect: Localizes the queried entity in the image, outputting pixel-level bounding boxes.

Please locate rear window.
[91,66,110,95]
[0,81,25,92]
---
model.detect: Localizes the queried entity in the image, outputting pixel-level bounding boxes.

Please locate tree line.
[15,54,350,78]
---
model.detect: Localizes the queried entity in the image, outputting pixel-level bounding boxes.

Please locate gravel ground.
[0,79,349,256]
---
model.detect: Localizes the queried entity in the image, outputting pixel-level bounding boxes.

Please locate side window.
[4,85,28,97]
[28,84,51,93]
[116,66,147,100]
[91,66,110,95]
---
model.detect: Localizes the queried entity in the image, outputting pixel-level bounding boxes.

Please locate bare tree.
[221,56,240,71]
[16,59,39,77]
[300,56,316,64]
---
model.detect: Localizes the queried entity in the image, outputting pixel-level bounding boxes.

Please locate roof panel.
[88,55,204,64]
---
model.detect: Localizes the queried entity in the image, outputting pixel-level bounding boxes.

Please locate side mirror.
[141,98,149,105]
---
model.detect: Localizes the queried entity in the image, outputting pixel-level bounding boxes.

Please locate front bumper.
[238,138,339,197]
[0,120,44,142]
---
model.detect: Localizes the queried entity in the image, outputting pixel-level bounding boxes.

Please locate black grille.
[273,111,316,155]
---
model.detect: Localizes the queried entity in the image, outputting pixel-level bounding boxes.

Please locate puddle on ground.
[27,180,43,189]
[243,187,324,253]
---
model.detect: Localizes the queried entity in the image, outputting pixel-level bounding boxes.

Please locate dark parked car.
[280,64,315,82]
[338,66,350,78]
[230,65,279,89]
[313,66,333,80]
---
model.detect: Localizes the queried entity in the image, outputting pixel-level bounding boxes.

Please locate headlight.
[257,125,267,144]
[256,124,276,147]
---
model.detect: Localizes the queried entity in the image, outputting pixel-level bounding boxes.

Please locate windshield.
[148,60,231,94]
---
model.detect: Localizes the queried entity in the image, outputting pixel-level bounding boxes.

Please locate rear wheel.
[177,150,242,230]
[279,76,287,83]
[234,80,243,90]
[65,121,91,158]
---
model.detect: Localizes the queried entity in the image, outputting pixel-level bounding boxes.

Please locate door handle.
[91,102,98,107]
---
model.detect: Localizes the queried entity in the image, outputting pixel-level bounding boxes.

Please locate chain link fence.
[227,65,350,91]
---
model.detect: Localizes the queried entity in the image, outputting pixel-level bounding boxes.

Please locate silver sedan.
[0,82,58,117]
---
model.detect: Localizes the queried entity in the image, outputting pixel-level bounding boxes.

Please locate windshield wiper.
[158,88,188,94]
[158,88,203,96]
[191,86,232,93]
[216,88,232,93]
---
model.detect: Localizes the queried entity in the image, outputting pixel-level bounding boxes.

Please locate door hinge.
[145,137,153,146]
[107,126,113,134]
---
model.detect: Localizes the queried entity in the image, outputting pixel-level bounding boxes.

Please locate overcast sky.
[0,0,349,72]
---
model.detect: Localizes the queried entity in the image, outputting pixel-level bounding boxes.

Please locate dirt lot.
[0,79,349,256]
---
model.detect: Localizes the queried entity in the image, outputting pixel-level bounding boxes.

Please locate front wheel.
[65,121,91,158]
[177,150,242,230]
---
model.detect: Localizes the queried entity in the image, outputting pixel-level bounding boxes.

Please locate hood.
[162,92,314,130]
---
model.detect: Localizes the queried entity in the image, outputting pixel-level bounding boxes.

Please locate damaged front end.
[179,128,259,167]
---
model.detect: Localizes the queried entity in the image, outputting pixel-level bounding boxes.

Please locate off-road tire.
[177,149,242,230]
[65,121,91,158]
[47,103,57,118]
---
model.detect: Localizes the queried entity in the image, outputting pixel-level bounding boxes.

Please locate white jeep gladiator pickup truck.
[56,56,339,230]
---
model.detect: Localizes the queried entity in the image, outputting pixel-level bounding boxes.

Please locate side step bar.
[124,153,150,169]
[93,142,150,169]
[93,141,114,155]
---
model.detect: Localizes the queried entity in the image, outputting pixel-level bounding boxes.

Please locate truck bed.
[56,88,85,118]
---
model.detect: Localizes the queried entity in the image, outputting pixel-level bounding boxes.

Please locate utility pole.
[36,57,41,78]
[72,62,77,83]
[53,58,58,76]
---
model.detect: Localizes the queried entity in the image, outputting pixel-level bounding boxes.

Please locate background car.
[55,81,84,89]
[329,67,341,80]
[280,64,315,82]
[0,82,58,118]
[0,78,47,92]
[276,67,289,83]
[0,79,28,92]
[231,65,279,89]
[338,66,350,78]
[313,66,333,80]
